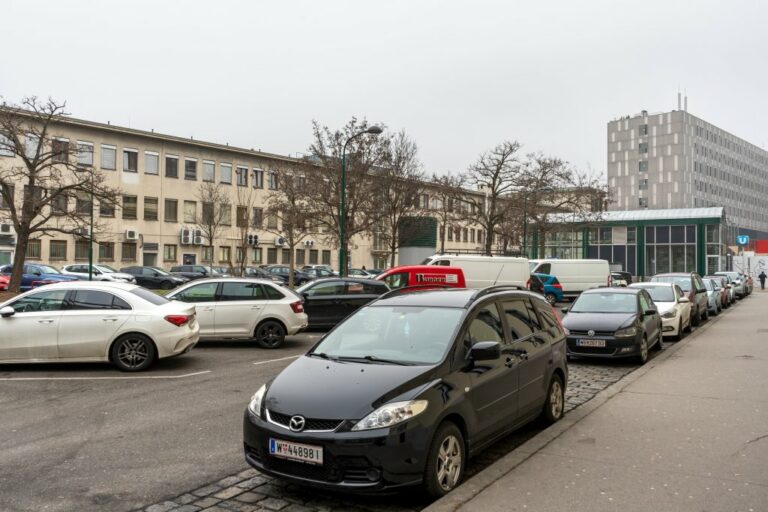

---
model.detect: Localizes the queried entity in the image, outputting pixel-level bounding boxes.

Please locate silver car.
[714,271,744,299]
[62,264,137,284]
[704,278,722,315]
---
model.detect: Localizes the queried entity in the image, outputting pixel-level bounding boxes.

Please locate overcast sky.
[2,0,766,178]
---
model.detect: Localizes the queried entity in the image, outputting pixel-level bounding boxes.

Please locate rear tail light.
[608,274,612,287]
[290,301,304,314]
[526,278,531,289]
[165,314,192,327]
[551,304,567,333]
[553,283,562,289]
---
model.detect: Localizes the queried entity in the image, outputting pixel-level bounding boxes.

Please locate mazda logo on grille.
[587,329,595,337]
[289,415,306,432]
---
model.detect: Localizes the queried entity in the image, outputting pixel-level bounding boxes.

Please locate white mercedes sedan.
[0,282,199,371]
[629,282,692,340]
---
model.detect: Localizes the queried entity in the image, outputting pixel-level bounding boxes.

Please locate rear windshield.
[130,287,170,306]
[637,286,674,302]
[570,292,637,314]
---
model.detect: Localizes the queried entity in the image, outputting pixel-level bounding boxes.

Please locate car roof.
[630,282,673,287]
[373,287,544,308]
[42,281,139,291]
[653,272,694,277]
[582,287,640,295]
[179,277,276,285]
[307,277,383,285]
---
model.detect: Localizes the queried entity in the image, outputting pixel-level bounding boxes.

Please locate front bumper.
[660,315,680,336]
[566,334,641,358]
[243,410,428,492]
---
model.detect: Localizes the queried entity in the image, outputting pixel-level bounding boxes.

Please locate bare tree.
[462,141,524,255]
[304,117,388,272]
[0,97,120,292]
[195,181,230,273]
[233,178,260,277]
[377,130,425,267]
[427,172,466,253]
[263,162,312,287]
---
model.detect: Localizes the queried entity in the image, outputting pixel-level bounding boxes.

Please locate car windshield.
[570,292,638,313]
[703,280,714,291]
[38,265,61,274]
[311,306,464,365]
[652,276,691,291]
[636,286,674,302]
[130,288,170,305]
[152,267,171,276]
[98,265,118,273]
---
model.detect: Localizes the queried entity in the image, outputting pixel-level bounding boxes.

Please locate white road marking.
[0,370,212,381]
[252,355,301,366]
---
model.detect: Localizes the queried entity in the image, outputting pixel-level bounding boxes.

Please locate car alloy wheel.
[436,434,462,491]
[545,293,557,306]
[637,335,648,364]
[255,321,286,349]
[424,423,465,498]
[112,334,156,372]
[541,374,565,424]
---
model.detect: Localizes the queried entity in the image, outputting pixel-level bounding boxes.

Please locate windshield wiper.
[307,352,338,361]
[334,355,413,366]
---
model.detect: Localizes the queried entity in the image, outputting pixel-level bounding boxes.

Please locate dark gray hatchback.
[243,286,568,497]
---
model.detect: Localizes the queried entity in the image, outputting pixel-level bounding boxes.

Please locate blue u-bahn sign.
[736,235,750,246]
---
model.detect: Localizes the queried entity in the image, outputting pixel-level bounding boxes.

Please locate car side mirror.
[679,297,690,303]
[561,307,570,314]
[645,308,658,316]
[0,306,15,318]
[470,341,501,361]
[302,292,309,300]
[697,288,706,294]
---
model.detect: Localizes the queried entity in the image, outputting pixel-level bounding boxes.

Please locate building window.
[420,194,429,209]
[266,214,278,230]
[163,244,177,262]
[281,248,291,264]
[123,149,138,172]
[183,200,197,223]
[267,248,278,264]
[309,249,318,264]
[251,247,262,264]
[236,206,248,228]
[164,199,178,222]
[478,230,484,245]
[202,246,213,262]
[165,155,178,178]
[51,194,68,215]
[144,197,158,221]
[122,195,138,219]
[75,240,90,260]
[639,124,648,136]
[639,197,648,208]
[145,152,159,175]
[52,139,69,163]
[221,204,231,226]
[447,225,453,241]
[321,250,331,265]
[236,166,248,187]
[470,229,475,243]
[220,164,232,184]
[0,132,13,157]
[638,161,648,172]
[203,161,215,182]
[50,240,67,260]
[26,239,41,259]
[99,242,114,261]
[121,242,137,261]
[99,200,115,218]
[268,171,278,190]
[253,169,264,189]
[202,202,214,224]
[639,179,648,190]
[219,246,231,263]
[235,247,245,263]
[252,207,263,228]
[639,142,648,153]
[296,249,305,265]
[75,194,91,216]
[463,228,468,242]
[184,159,197,180]
[76,141,94,167]
[101,145,116,170]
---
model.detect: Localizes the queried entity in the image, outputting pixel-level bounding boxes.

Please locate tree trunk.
[288,240,295,288]
[389,240,397,268]
[439,225,445,253]
[484,228,493,256]
[8,229,29,293]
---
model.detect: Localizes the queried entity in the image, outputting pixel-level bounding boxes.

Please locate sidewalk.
[426,292,768,512]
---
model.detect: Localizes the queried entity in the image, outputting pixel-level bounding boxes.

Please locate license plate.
[577,338,606,348]
[269,438,323,465]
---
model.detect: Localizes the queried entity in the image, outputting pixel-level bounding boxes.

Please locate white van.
[529,259,610,298]
[421,255,529,289]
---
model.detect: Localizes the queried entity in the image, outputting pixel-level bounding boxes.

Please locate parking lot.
[1,293,732,512]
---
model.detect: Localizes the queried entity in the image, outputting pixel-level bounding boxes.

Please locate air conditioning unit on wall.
[274,236,286,247]
[180,228,192,245]
[125,229,139,240]
[0,223,15,234]
[303,239,314,247]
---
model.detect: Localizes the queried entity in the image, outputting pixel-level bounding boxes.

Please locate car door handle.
[102,318,119,322]
[202,308,214,311]
[251,306,262,310]
[508,349,529,360]
[37,319,54,324]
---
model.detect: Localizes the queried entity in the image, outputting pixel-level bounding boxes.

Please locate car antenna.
[492,264,505,286]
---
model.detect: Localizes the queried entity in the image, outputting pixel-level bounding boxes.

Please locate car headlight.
[248,384,267,417]
[614,326,637,337]
[562,326,570,335]
[661,310,677,319]
[352,400,428,431]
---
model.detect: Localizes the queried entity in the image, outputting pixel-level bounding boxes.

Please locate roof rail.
[469,284,528,303]
[378,284,454,300]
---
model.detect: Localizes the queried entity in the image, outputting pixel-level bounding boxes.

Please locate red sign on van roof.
[376,265,466,289]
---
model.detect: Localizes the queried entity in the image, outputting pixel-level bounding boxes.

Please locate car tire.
[545,293,557,306]
[110,333,156,372]
[296,279,307,286]
[703,307,710,321]
[675,318,684,341]
[255,320,286,349]
[423,422,465,499]
[637,335,649,365]
[691,306,700,327]
[540,374,565,424]
[161,280,174,290]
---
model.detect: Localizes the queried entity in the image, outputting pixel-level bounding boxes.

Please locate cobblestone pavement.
[135,352,649,512]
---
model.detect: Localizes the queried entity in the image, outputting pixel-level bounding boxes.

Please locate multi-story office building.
[607,107,768,241]
[0,112,489,269]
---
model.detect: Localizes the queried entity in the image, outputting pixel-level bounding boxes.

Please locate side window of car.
[346,282,365,294]
[501,299,536,341]
[10,289,68,313]
[674,285,683,300]
[525,300,543,331]
[695,276,705,291]
[306,281,346,296]
[384,272,409,290]
[466,304,504,345]
[638,292,652,313]
[534,300,563,336]
[264,285,284,300]
[174,283,218,302]
[219,282,265,301]
[68,290,132,310]
[363,283,387,294]
[142,268,155,276]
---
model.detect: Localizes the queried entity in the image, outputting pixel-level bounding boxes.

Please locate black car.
[243,286,567,496]
[295,278,389,328]
[169,265,226,281]
[650,272,709,325]
[264,265,313,286]
[562,287,663,364]
[241,266,283,283]
[120,266,189,290]
[611,271,633,286]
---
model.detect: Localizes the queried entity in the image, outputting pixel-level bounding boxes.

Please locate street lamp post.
[339,126,383,277]
[88,172,94,281]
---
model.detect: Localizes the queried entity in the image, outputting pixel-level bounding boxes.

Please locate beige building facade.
[0,114,489,270]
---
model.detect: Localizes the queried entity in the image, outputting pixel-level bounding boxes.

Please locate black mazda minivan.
[243,286,568,497]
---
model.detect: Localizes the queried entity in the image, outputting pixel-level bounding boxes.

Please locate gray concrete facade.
[607,109,768,235]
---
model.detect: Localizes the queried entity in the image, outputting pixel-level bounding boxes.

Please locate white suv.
[166,278,308,348]
[62,264,136,284]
